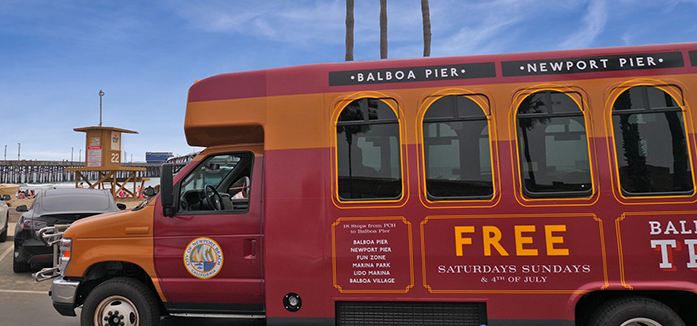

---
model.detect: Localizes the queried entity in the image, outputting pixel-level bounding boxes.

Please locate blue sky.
[2,0,697,162]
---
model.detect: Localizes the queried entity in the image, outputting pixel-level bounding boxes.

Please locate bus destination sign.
[502,51,684,77]
[329,62,496,86]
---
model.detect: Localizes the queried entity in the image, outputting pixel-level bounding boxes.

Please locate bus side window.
[611,86,694,196]
[516,91,593,198]
[423,95,493,200]
[177,153,252,212]
[336,98,402,200]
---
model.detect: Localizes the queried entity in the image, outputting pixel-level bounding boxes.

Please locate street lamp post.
[17,143,20,161]
[71,147,74,162]
[99,90,105,127]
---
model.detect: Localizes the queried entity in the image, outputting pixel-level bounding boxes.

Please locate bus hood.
[63,202,155,240]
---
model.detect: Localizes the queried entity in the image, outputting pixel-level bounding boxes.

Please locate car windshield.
[42,194,111,212]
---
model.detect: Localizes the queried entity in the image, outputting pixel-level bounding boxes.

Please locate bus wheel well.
[74,261,164,314]
[575,290,697,326]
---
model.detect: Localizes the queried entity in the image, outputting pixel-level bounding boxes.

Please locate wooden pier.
[0,161,162,184]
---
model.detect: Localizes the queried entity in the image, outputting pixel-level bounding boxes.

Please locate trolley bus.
[47,42,697,326]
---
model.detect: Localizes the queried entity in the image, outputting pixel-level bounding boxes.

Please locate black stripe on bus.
[689,50,697,67]
[502,51,683,77]
[329,62,496,86]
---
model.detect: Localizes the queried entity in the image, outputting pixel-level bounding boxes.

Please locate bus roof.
[184,42,697,147]
[188,42,697,103]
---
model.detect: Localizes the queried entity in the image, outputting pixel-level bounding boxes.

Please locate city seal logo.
[183,237,224,279]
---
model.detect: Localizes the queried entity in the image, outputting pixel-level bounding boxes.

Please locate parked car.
[0,195,9,242]
[13,188,126,273]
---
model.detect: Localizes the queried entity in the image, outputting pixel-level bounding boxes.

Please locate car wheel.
[0,213,7,242]
[81,277,160,326]
[588,296,685,326]
[12,250,30,273]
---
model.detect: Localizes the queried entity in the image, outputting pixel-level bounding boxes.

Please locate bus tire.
[81,277,160,326]
[588,296,685,326]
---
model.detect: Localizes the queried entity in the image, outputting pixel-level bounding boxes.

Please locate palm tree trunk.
[380,0,387,59]
[421,0,431,57]
[345,0,354,61]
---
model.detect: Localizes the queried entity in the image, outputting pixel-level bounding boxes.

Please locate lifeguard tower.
[67,126,148,198]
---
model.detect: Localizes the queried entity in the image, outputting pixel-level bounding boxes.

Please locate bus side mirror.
[142,186,156,197]
[161,163,175,217]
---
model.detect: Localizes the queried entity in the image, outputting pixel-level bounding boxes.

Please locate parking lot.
[0,208,263,325]
[0,207,77,325]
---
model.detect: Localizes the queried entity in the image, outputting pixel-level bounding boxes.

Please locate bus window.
[423,95,493,200]
[178,153,253,212]
[612,86,693,195]
[516,91,592,197]
[336,98,402,200]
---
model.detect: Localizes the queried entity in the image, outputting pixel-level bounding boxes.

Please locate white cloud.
[435,19,518,57]
[168,0,347,46]
[559,0,608,49]
[426,0,558,56]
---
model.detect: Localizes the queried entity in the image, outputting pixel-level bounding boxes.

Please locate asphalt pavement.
[1,206,264,326]
[0,221,78,325]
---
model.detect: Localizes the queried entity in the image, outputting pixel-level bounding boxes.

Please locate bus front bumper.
[50,276,79,316]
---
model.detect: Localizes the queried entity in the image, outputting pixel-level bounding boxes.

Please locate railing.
[0,161,163,184]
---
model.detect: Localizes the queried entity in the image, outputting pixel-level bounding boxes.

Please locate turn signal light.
[59,238,72,274]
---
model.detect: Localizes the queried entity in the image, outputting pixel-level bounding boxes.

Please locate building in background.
[145,152,173,164]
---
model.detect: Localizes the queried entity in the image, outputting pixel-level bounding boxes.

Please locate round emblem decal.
[183,237,224,279]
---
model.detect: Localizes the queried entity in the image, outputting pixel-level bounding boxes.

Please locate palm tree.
[421,0,431,57]
[380,0,387,59]
[345,0,354,61]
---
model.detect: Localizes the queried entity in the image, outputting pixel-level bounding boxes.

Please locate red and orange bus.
[46,42,697,325]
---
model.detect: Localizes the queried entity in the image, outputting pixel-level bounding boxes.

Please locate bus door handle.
[245,239,257,259]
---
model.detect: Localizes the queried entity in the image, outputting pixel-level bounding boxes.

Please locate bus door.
[153,150,264,315]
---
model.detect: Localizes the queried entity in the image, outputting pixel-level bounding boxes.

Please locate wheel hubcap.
[95,295,139,326]
[621,318,663,326]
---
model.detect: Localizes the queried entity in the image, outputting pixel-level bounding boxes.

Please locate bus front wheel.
[588,296,685,326]
[81,277,160,326]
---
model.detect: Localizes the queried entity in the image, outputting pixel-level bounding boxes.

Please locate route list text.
[333,218,412,293]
